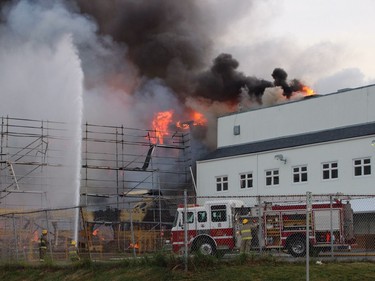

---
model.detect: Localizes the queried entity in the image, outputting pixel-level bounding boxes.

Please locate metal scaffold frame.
[0,116,67,207]
[0,116,77,261]
[0,116,193,209]
[81,121,193,205]
[80,122,193,253]
[0,116,193,260]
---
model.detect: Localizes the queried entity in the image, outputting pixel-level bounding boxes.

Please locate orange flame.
[191,111,207,126]
[176,110,207,129]
[152,111,173,144]
[32,231,39,242]
[93,229,99,236]
[301,85,315,96]
[151,109,208,143]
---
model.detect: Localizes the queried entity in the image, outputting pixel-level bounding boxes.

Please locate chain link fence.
[1,193,375,264]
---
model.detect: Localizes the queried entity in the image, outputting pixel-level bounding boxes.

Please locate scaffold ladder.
[6,161,19,190]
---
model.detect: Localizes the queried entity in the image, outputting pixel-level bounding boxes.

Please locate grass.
[1,253,375,281]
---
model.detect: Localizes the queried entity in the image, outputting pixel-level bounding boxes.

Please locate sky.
[213,0,375,94]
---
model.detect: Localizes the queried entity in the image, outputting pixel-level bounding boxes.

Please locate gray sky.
[212,0,375,94]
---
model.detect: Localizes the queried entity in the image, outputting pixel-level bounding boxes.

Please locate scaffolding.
[0,116,192,208]
[81,122,192,208]
[80,122,192,253]
[0,116,193,260]
[0,116,67,208]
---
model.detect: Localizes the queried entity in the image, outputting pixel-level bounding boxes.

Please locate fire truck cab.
[171,200,245,255]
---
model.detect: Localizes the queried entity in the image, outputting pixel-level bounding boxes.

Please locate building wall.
[217,85,375,148]
[197,123,375,201]
[197,85,375,201]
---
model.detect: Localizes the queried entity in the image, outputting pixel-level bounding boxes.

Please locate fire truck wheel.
[194,239,216,256]
[287,236,306,257]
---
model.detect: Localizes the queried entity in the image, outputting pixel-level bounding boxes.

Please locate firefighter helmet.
[42,229,47,235]
[71,240,76,246]
[242,219,249,224]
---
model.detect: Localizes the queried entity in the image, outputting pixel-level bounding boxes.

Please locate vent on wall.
[233,125,240,135]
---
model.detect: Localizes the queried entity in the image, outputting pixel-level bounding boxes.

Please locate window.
[240,172,253,189]
[211,205,227,222]
[353,158,371,176]
[322,162,338,180]
[216,176,228,192]
[182,212,194,224]
[293,165,308,183]
[265,169,279,186]
[198,211,207,223]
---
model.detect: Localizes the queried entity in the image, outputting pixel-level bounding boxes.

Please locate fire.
[191,111,207,126]
[151,109,208,144]
[152,110,173,144]
[176,110,207,129]
[32,231,39,242]
[92,229,105,240]
[301,85,315,96]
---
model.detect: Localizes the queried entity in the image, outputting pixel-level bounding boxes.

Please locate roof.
[199,122,375,161]
[219,84,375,119]
[351,198,375,214]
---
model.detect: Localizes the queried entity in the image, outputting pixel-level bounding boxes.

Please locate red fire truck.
[171,199,355,257]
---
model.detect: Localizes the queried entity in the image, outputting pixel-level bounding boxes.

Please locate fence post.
[330,195,334,258]
[184,189,188,272]
[12,214,18,261]
[257,196,263,255]
[45,210,53,261]
[80,207,92,260]
[129,203,136,258]
[306,191,312,281]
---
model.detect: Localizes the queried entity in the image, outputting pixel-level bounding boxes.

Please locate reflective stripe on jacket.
[240,224,252,240]
[39,237,48,248]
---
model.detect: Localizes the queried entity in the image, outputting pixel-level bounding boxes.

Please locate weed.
[152,251,169,267]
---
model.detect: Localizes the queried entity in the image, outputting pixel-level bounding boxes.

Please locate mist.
[0,1,83,209]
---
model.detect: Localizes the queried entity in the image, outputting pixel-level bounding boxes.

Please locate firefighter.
[240,219,252,253]
[68,240,80,261]
[39,229,48,261]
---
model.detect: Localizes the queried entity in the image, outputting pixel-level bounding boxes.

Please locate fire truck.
[171,199,355,257]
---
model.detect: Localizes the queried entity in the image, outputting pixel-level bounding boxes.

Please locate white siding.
[217,86,375,148]
[197,136,375,198]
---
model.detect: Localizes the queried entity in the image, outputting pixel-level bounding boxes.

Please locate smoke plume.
[0,0,311,153]
[73,1,307,105]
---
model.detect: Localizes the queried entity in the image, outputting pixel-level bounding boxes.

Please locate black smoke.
[193,53,273,103]
[73,0,305,105]
[74,0,210,97]
[0,0,306,106]
[271,68,293,98]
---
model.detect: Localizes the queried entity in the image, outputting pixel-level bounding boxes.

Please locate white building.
[196,85,375,201]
